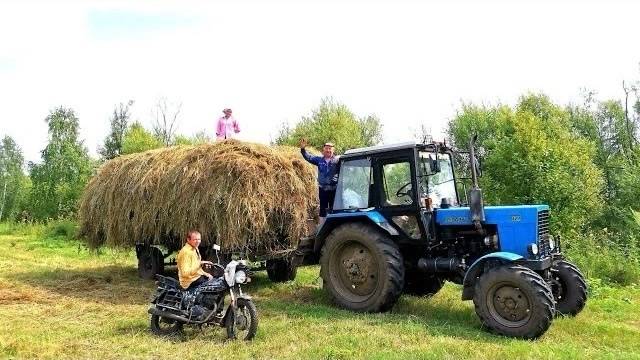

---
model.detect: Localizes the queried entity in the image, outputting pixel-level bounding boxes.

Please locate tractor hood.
[435,205,550,258]
[435,205,548,226]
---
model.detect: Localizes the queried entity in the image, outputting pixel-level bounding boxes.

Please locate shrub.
[565,229,640,286]
[45,219,78,240]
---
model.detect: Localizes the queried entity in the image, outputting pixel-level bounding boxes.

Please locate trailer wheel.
[138,246,164,280]
[320,223,404,313]
[550,260,588,316]
[266,258,297,282]
[473,264,554,339]
[403,271,444,297]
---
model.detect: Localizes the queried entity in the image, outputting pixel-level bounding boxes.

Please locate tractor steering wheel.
[395,182,413,199]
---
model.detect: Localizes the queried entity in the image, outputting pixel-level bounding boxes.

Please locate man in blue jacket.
[300,138,340,222]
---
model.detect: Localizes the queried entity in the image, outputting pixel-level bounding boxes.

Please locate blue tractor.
[296,137,587,339]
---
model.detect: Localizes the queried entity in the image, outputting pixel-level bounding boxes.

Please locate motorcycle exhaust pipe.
[417,257,462,273]
[148,306,220,325]
[148,307,190,323]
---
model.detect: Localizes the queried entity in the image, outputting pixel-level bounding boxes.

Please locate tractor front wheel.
[320,223,404,313]
[473,264,555,339]
[549,260,588,316]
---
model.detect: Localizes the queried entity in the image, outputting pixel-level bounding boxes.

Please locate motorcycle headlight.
[234,270,248,284]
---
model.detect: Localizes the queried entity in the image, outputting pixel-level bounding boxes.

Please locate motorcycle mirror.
[213,244,221,251]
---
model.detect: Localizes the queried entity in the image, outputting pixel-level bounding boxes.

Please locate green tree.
[275,98,383,153]
[28,107,93,220]
[0,136,25,220]
[172,130,213,146]
[121,122,163,155]
[448,94,604,234]
[98,100,133,160]
[568,89,640,240]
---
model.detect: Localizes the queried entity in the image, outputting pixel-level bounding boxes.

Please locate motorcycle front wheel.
[150,314,183,336]
[225,299,258,341]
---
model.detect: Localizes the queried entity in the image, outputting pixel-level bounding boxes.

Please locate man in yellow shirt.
[177,230,214,290]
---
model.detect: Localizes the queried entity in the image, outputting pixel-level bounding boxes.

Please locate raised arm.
[300,139,320,165]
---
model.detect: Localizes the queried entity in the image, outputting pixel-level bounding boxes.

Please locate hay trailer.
[78,142,317,284]
[292,139,587,339]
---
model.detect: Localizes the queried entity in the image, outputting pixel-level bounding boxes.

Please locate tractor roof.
[342,142,417,158]
[342,141,452,159]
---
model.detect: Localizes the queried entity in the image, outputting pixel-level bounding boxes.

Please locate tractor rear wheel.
[403,271,444,297]
[473,264,555,339]
[266,258,297,282]
[550,260,587,316]
[320,223,404,313]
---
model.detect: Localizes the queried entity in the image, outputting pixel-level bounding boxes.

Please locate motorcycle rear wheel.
[150,314,183,336]
[226,299,258,341]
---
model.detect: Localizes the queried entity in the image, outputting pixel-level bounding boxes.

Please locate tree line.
[1,79,639,261]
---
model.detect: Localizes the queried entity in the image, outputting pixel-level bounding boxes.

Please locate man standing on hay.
[300,139,340,222]
[177,230,214,290]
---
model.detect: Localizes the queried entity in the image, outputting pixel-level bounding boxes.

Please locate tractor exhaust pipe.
[418,257,464,272]
[469,134,485,230]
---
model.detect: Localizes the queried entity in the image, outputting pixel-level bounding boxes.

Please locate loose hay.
[78,140,318,256]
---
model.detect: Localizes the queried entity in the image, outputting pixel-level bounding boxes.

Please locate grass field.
[1,224,640,359]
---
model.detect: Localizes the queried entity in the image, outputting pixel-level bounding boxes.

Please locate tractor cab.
[326,141,458,244]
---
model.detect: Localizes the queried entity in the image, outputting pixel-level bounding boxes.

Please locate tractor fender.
[461,252,524,300]
[313,211,398,253]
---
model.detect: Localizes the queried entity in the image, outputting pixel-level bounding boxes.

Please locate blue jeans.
[186,275,209,290]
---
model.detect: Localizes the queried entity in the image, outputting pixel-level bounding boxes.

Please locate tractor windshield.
[418,152,458,207]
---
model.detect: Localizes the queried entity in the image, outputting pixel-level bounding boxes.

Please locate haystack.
[78,140,318,255]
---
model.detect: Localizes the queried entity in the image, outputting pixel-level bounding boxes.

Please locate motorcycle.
[147,244,258,340]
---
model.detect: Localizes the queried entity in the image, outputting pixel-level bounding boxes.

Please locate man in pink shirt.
[216,108,241,140]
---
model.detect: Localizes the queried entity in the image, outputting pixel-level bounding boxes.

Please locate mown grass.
[1,223,640,359]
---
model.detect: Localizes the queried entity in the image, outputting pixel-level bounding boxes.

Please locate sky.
[1,0,640,164]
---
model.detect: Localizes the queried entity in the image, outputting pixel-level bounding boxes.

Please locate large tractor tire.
[266,258,297,282]
[320,223,404,313]
[138,246,164,280]
[473,264,555,339]
[404,271,444,297]
[549,260,588,316]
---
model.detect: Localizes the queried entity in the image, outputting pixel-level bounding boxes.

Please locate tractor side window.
[333,158,371,210]
[382,161,413,206]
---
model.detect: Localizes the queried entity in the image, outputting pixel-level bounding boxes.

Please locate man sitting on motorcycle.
[177,230,214,290]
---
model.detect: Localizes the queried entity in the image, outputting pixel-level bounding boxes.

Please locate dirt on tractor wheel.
[78,140,318,255]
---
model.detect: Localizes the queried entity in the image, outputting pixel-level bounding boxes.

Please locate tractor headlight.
[548,236,555,251]
[528,243,539,255]
[234,270,248,284]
